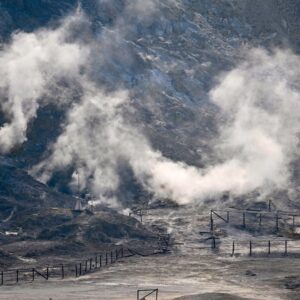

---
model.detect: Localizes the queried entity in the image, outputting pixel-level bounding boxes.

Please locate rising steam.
[0,4,299,206]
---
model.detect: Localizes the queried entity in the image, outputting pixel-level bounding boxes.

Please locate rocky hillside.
[0,0,299,204]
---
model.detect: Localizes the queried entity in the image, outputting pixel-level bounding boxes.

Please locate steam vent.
[0,1,300,299]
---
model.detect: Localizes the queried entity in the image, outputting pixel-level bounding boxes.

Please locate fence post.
[268,240,271,255]
[121,248,124,258]
[249,241,252,256]
[268,200,272,212]
[276,213,279,231]
[106,253,108,265]
[210,210,214,232]
[89,258,92,270]
[61,265,64,279]
[243,212,246,228]
[75,264,78,277]
[293,216,295,232]
[285,240,288,256]
[111,251,113,263]
[116,249,118,260]
[227,211,230,223]
[79,263,82,276]
[231,241,235,256]
[95,256,98,269]
[259,214,262,227]
[1,271,3,285]
[100,255,102,268]
[46,267,49,280]
[211,236,216,249]
[85,260,88,272]
[16,269,19,283]
[32,268,35,281]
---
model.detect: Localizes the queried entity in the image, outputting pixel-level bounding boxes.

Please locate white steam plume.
[35,48,300,205]
[0,3,299,206]
[0,11,89,153]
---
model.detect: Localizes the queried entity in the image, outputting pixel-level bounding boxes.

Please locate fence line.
[210,209,300,233]
[208,238,300,257]
[0,247,129,286]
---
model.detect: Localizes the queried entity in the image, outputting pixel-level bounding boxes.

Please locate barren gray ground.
[1,205,300,300]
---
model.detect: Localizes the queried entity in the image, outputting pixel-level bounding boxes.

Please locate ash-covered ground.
[1,204,300,300]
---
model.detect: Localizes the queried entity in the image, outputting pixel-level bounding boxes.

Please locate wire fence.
[207,237,300,257]
[0,247,129,286]
[210,209,300,233]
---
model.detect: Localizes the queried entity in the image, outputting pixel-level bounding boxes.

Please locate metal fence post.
[16,270,19,283]
[285,240,288,256]
[243,212,246,228]
[249,240,252,256]
[268,240,271,255]
[293,216,295,232]
[259,213,262,227]
[231,241,235,256]
[32,268,35,281]
[211,236,216,249]
[210,210,214,232]
[61,265,64,279]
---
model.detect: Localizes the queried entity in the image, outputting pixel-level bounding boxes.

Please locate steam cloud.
[0,3,299,206]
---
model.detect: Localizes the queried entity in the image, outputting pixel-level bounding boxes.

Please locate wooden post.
[121,248,124,258]
[293,216,295,232]
[268,240,271,255]
[46,267,49,280]
[32,268,35,281]
[231,241,235,256]
[89,258,92,270]
[259,213,262,226]
[249,240,252,256]
[116,249,118,260]
[85,260,88,272]
[285,240,288,256]
[211,236,216,249]
[243,212,246,228]
[95,256,98,269]
[227,211,230,223]
[75,264,78,277]
[79,263,82,276]
[99,255,102,268]
[61,265,64,279]
[210,210,214,232]
[16,270,19,283]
